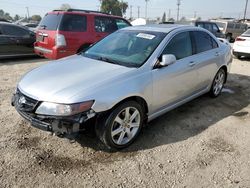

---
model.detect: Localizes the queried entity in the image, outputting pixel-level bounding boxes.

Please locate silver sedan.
[12,25,232,149]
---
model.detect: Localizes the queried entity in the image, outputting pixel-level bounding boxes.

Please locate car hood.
[18,55,135,103]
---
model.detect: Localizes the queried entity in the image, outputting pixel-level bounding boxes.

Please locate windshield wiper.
[39,25,47,29]
[97,56,121,65]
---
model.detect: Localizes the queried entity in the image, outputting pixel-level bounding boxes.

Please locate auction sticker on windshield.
[136,33,156,40]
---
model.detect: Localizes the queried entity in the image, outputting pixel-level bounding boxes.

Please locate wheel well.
[220,65,228,83]
[112,96,149,114]
[77,43,92,53]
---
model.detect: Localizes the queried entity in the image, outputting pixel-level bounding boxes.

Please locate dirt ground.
[0,56,250,188]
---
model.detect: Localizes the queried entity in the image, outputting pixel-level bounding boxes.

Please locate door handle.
[215,52,220,56]
[189,61,196,67]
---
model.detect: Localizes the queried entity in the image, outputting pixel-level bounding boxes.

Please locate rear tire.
[95,101,145,150]
[209,68,226,98]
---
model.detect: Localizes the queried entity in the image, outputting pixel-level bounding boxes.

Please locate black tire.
[95,101,145,150]
[209,68,226,98]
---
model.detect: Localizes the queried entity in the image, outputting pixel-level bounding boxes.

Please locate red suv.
[34,9,131,59]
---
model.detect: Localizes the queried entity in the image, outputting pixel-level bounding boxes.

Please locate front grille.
[15,89,39,112]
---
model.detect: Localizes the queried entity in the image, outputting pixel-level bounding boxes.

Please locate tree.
[168,18,175,22]
[180,16,186,22]
[14,14,21,21]
[0,9,4,18]
[31,15,42,22]
[4,12,12,21]
[60,4,72,10]
[162,12,166,22]
[101,0,128,16]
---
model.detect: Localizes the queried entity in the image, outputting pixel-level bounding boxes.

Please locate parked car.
[0,22,36,59]
[23,23,38,32]
[176,20,226,39]
[233,29,250,58]
[12,25,232,149]
[211,20,248,42]
[34,9,131,60]
[193,21,226,39]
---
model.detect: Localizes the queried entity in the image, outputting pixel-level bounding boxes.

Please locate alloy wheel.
[111,107,141,145]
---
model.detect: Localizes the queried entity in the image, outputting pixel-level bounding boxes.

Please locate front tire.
[96,101,144,150]
[209,68,226,98]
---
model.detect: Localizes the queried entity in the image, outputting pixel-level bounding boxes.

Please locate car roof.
[49,10,122,18]
[123,24,196,33]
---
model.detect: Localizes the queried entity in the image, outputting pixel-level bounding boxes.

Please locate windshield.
[215,22,227,31]
[82,30,166,68]
[243,29,250,35]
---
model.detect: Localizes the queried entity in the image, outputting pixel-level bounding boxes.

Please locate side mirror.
[157,54,176,68]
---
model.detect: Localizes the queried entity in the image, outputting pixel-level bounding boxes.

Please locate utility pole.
[168,9,171,20]
[177,0,181,22]
[138,6,140,18]
[194,11,197,18]
[130,5,133,19]
[26,7,30,20]
[243,0,249,21]
[145,0,149,20]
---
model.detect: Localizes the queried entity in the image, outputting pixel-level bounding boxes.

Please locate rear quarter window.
[95,16,118,33]
[39,14,62,30]
[59,14,87,32]
[115,19,130,29]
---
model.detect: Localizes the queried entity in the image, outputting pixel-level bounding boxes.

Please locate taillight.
[235,37,246,41]
[55,34,66,47]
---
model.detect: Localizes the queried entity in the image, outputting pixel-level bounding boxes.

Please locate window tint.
[212,24,219,32]
[204,23,212,31]
[227,22,234,29]
[193,31,218,53]
[235,24,241,29]
[196,22,204,28]
[2,25,29,37]
[59,14,87,32]
[162,32,192,60]
[95,17,118,33]
[39,14,62,30]
[115,19,130,29]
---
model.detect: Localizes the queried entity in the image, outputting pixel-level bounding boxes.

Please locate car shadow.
[0,56,48,66]
[75,72,250,152]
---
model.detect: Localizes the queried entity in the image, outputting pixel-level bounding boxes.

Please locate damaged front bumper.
[11,91,96,135]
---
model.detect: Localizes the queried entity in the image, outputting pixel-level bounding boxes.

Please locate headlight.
[35,100,94,116]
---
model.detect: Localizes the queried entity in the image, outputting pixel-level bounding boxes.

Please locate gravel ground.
[0,56,250,188]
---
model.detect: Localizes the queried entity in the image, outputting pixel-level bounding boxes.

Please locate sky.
[0,0,249,20]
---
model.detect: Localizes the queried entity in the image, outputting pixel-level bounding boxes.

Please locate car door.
[1,24,35,55]
[152,31,200,112]
[191,31,221,89]
[94,16,118,42]
[0,25,16,56]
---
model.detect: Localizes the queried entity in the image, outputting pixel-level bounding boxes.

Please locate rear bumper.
[233,51,250,57]
[34,44,74,60]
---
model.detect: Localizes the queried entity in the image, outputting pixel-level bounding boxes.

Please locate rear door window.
[59,14,87,32]
[39,14,62,30]
[95,16,118,33]
[162,32,192,60]
[2,25,29,37]
[192,31,218,54]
